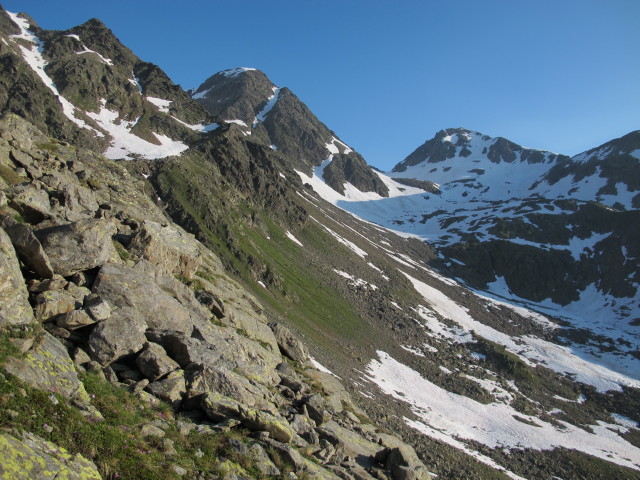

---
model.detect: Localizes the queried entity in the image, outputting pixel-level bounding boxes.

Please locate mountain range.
[0,7,638,480]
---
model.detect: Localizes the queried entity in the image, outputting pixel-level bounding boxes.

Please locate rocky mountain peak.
[434,127,482,145]
[192,67,390,197]
[191,67,275,125]
[393,128,564,174]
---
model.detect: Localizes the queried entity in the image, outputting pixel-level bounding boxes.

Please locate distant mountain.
[191,67,389,197]
[391,127,570,201]
[314,126,639,369]
[391,127,640,208]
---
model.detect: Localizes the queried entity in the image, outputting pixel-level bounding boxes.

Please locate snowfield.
[87,99,189,160]
[402,271,640,392]
[365,350,640,474]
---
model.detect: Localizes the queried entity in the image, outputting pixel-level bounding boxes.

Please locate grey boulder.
[36,218,118,276]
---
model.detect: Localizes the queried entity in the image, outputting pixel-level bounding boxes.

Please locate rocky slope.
[0,7,639,480]
[0,113,432,480]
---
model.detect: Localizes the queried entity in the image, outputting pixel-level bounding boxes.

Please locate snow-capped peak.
[221,67,257,78]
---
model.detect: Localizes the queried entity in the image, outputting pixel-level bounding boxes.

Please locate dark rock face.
[191,68,275,124]
[532,130,640,207]
[393,129,459,171]
[393,128,570,173]
[323,153,389,197]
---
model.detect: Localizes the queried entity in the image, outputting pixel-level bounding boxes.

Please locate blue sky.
[4,0,639,170]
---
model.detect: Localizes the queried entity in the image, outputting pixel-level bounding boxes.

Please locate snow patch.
[311,216,367,258]
[191,87,211,100]
[221,67,257,78]
[146,96,172,113]
[403,271,640,392]
[76,45,114,65]
[86,99,188,160]
[309,356,340,378]
[333,269,378,290]
[170,116,219,132]
[401,345,426,357]
[129,76,143,94]
[285,231,303,247]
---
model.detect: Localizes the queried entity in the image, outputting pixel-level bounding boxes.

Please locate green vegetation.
[0,327,284,479]
[155,153,371,356]
[112,239,133,262]
[0,164,25,185]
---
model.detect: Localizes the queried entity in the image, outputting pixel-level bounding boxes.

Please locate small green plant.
[113,240,132,262]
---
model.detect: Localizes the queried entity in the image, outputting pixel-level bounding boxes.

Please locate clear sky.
[3,0,639,170]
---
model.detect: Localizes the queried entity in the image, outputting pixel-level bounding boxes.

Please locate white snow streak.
[146,96,172,113]
[6,11,101,134]
[402,271,640,392]
[252,86,280,127]
[285,231,303,247]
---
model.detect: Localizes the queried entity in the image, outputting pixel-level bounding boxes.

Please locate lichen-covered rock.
[269,322,308,362]
[240,406,295,443]
[290,413,315,436]
[226,439,281,477]
[149,327,280,386]
[0,227,35,326]
[0,432,101,480]
[8,183,52,223]
[185,364,269,409]
[60,183,99,220]
[146,370,186,410]
[317,420,382,465]
[261,437,306,470]
[56,309,95,330]
[136,342,180,380]
[87,307,146,365]
[128,220,202,279]
[376,445,431,480]
[83,294,111,322]
[304,394,332,426]
[33,289,76,323]
[3,332,91,404]
[215,459,252,479]
[36,218,118,276]
[147,330,230,370]
[201,392,242,422]
[92,262,194,333]
[192,267,279,353]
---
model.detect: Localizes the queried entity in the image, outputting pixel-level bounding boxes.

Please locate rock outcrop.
[0,226,34,326]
